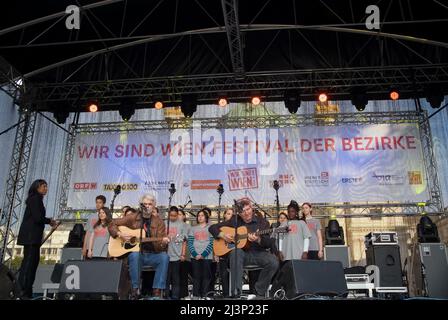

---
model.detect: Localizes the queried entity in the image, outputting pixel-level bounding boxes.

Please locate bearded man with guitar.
[108,194,170,299]
[209,198,279,299]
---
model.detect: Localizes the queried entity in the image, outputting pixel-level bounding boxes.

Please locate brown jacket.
[108,212,167,253]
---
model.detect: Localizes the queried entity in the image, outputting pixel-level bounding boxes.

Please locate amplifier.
[365,232,398,246]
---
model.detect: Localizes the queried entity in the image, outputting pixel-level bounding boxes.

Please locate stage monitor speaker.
[0,263,21,299]
[366,245,403,287]
[270,260,348,299]
[58,260,128,299]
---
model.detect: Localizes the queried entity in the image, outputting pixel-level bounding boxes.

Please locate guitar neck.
[238,228,273,239]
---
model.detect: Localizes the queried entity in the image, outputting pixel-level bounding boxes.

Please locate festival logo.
[228,168,259,191]
[341,177,364,185]
[372,172,405,186]
[191,180,222,190]
[144,180,174,191]
[304,172,330,187]
[103,183,139,191]
[270,174,295,187]
[73,182,97,191]
[408,171,422,185]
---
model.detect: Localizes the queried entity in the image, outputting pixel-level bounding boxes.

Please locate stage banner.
[67,123,428,208]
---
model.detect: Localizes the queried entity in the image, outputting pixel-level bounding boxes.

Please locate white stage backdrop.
[67,123,429,208]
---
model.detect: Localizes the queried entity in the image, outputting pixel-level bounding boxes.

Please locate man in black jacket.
[209,199,278,298]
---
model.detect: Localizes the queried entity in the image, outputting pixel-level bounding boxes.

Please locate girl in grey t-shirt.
[301,202,323,260]
[88,207,112,258]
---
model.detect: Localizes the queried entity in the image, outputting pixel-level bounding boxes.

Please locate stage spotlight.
[218,97,228,107]
[251,96,261,105]
[389,89,400,101]
[351,89,368,111]
[318,92,328,103]
[181,94,198,118]
[53,110,69,124]
[154,101,164,109]
[284,90,301,114]
[425,85,444,109]
[119,99,135,121]
[88,102,98,113]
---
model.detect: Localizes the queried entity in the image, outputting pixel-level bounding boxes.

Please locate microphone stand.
[231,200,241,298]
[167,184,176,245]
[217,184,224,223]
[138,205,146,297]
[273,180,281,256]
[110,185,121,212]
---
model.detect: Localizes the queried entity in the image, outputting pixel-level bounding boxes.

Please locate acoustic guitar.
[213,225,288,257]
[108,226,184,257]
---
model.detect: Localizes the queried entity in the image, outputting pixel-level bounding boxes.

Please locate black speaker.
[271,260,348,299]
[0,263,21,299]
[58,260,128,299]
[366,245,403,287]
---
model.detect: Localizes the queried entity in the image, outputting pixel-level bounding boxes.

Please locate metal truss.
[55,111,444,217]
[0,110,36,264]
[57,124,78,220]
[30,63,448,108]
[0,56,24,100]
[418,110,444,213]
[73,111,421,133]
[221,0,244,76]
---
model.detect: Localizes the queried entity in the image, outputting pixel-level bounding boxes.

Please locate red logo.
[228,168,258,191]
[74,182,97,190]
[191,179,222,190]
[194,230,209,241]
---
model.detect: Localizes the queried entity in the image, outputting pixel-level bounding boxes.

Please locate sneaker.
[130,288,140,300]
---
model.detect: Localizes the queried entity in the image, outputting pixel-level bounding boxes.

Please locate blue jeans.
[128,251,169,290]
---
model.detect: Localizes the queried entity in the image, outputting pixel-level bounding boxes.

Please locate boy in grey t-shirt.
[165,207,187,299]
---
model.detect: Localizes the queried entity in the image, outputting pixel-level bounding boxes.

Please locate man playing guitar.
[208,199,278,299]
[108,194,170,299]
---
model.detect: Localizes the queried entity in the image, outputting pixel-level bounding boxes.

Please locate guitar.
[108,226,184,257]
[213,225,289,257]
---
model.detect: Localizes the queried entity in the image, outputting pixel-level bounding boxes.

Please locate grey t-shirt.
[165,220,188,261]
[188,224,213,260]
[91,224,110,258]
[281,220,311,260]
[85,214,98,246]
[305,217,322,251]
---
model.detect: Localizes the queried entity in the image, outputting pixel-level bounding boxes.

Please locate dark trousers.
[218,256,230,297]
[179,261,191,298]
[209,261,217,293]
[18,244,40,298]
[307,250,320,260]
[228,249,278,296]
[167,261,181,299]
[191,259,212,297]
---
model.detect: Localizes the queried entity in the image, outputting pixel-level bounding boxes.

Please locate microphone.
[217,184,224,195]
[114,184,122,195]
[169,183,176,195]
[233,199,244,213]
[186,195,192,205]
